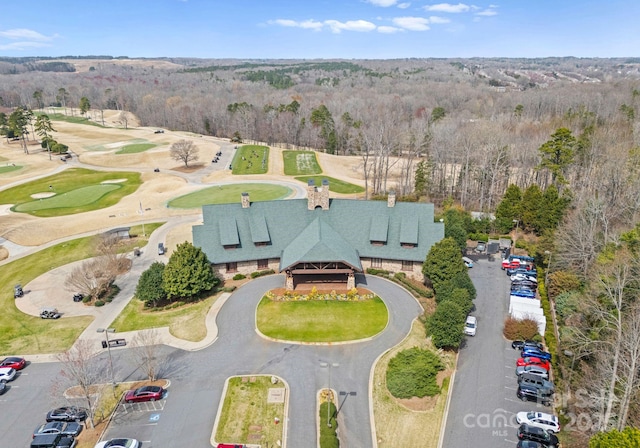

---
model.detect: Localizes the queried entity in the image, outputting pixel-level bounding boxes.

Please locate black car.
[517,423,559,447]
[46,406,88,422]
[34,421,83,438]
[517,384,553,406]
[0,380,7,395]
[512,340,545,351]
[31,433,77,448]
[517,441,544,448]
[72,293,83,303]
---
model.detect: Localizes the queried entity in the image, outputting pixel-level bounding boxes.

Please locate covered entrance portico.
[284,261,357,290]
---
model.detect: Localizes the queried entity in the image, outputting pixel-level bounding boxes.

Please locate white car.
[0,367,16,382]
[464,316,477,336]
[516,411,560,433]
[462,256,474,268]
[95,438,140,448]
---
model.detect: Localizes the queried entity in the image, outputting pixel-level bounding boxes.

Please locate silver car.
[515,364,549,379]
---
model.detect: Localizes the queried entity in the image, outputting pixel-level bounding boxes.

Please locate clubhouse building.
[192,180,444,290]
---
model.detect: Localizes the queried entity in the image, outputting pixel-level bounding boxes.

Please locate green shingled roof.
[192,198,444,268]
[280,217,362,271]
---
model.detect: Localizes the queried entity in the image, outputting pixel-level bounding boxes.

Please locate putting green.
[14,185,121,212]
[0,164,22,174]
[168,183,292,209]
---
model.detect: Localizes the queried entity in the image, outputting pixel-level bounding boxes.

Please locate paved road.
[442,255,544,448]
[1,274,422,448]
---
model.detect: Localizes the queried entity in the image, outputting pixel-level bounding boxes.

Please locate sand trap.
[0,204,14,215]
[101,179,127,184]
[31,192,56,199]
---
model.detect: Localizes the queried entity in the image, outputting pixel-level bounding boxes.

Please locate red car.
[0,357,26,370]
[125,385,165,403]
[516,356,550,371]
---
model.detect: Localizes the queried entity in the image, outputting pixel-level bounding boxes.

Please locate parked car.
[462,256,474,268]
[475,242,486,253]
[33,421,83,438]
[516,357,551,371]
[517,423,559,447]
[518,372,555,394]
[124,385,165,403]
[217,445,246,448]
[521,348,552,361]
[512,273,538,282]
[157,243,165,255]
[511,289,537,298]
[516,384,553,407]
[464,316,477,336]
[94,438,140,448]
[0,356,26,370]
[31,433,77,448]
[14,284,23,298]
[73,293,84,303]
[512,340,544,350]
[517,441,544,448]
[46,406,88,422]
[0,381,7,395]
[516,411,560,433]
[40,307,62,319]
[153,168,160,172]
[515,365,549,380]
[0,367,16,382]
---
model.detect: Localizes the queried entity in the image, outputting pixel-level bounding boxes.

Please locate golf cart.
[40,307,61,319]
[14,284,23,298]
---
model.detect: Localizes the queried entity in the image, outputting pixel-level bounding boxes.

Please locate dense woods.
[2,56,640,443]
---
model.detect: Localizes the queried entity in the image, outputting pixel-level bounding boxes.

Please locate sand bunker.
[31,192,56,199]
[101,179,127,184]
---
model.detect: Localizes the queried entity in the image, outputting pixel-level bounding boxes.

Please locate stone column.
[347,272,355,289]
[285,271,294,290]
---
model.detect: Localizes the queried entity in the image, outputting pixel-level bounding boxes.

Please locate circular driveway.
[156,274,424,448]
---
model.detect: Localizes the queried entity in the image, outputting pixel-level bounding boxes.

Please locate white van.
[464,316,477,336]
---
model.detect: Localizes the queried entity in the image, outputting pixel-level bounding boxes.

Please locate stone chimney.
[241,192,250,208]
[387,190,396,208]
[307,179,330,210]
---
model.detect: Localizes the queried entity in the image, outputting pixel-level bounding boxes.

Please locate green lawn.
[110,293,218,342]
[116,143,157,154]
[45,112,104,127]
[216,376,285,446]
[0,168,142,217]
[231,145,269,174]
[0,224,160,355]
[256,296,388,342]
[168,183,291,209]
[0,164,22,174]
[294,175,365,194]
[283,150,322,175]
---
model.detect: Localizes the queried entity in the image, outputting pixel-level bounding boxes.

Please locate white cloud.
[424,3,471,13]
[365,0,398,6]
[377,25,404,33]
[398,2,411,8]
[0,41,52,50]
[270,19,323,31]
[476,8,498,16]
[0,28,55,41]
[325,19,377,33]
[392,16,430,31]
[428,15,451,24]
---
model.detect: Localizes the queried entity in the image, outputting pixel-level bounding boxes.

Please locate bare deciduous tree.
[56,340,106,428]
[129,329,163,381]
[170,139,199,167]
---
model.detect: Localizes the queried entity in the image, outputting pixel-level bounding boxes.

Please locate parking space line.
[504,398,522,403]
[504,386,517,391]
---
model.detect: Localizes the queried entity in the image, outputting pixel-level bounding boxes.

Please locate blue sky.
[0,0,637,59]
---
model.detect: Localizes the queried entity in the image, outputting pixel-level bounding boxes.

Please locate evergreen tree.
[537,127,576,186]
[520,184,544,233]
[135,262,166,308]
[422,237,466,291]
[162,242,218,301]
[426,301,465,349]
[495,184,522,233]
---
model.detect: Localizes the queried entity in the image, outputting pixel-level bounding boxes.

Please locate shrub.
[94,300,105,307]
[82,296,91,303]
[220,286,237,293]
[386,347,444,398]
[367,268,391,276]
[232,273,246,280]
[503,316,539,341]
[393,272,433,298]
[250,269,275,279]
[427,301,465,349]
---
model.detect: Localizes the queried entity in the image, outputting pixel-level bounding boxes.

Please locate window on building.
[257,259,268,269]
[401,243,417,248]
[371,258,382,268]
[402,260,413,271]
[370,241,385,246]
[226,262,237,273]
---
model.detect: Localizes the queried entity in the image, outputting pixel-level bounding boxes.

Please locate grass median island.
[257,295,388,342]
[231,145,269,174]
[283,150,322,175]
[294,175,365,194]
[0,168,141,217]
[0,223,161,354]
[168,183,292,209]
[215,376,285,446]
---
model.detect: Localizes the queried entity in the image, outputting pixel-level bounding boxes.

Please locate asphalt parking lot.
[100,396,169,447]
[442,255,552,448]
